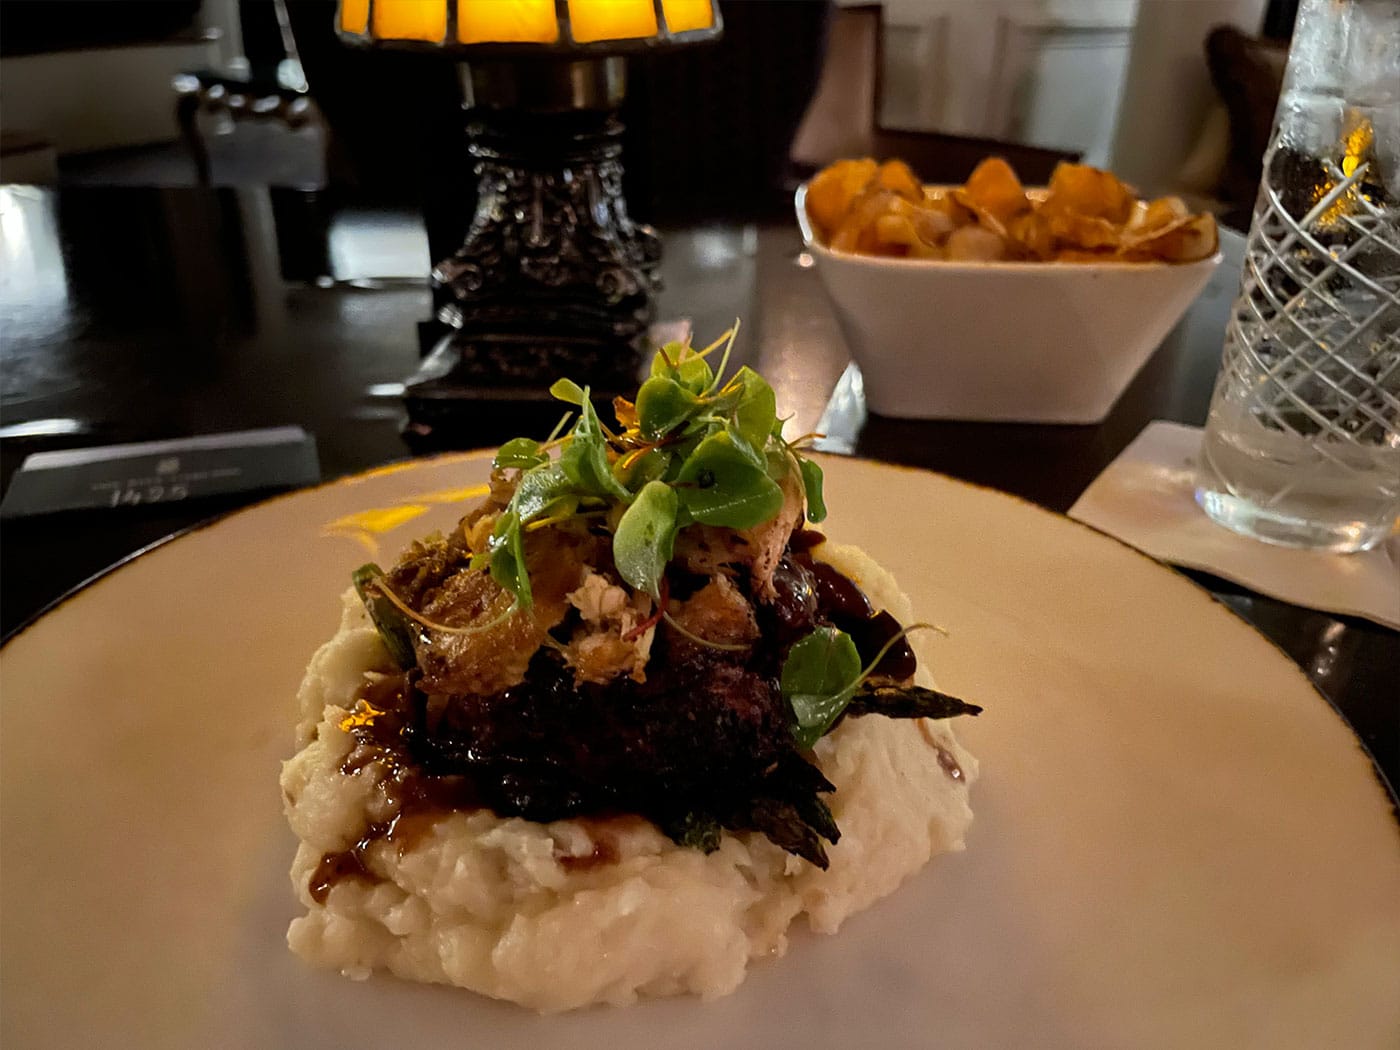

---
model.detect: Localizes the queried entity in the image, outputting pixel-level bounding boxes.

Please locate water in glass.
[1196,0,1400,553]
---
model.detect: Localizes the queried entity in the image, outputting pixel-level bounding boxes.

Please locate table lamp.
[336,0,722,444]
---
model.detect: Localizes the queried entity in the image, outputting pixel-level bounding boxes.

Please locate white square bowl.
[796,184,1222,423]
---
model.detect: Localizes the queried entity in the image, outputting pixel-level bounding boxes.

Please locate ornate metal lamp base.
[403,58,660,447]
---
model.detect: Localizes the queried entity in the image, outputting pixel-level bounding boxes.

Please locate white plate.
[3,453,1397,1050]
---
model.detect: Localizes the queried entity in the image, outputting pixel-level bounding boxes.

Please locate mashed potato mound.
[281,543,978,1012]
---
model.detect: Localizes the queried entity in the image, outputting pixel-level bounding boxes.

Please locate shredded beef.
[410,639,796,824]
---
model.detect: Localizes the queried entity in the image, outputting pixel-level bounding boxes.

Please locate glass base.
[1195,488,1394,554]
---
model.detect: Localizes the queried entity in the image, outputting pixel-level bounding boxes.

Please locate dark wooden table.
[1,184,1395,795]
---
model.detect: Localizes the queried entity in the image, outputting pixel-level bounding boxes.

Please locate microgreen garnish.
[549,377,586,405]
[635,374,705,439]
[492,437,548,471]
[674,431,784,528]
[781,626,862,748]
[622,577,668,641]
[475,324,826,608]
[782,622,939,748]
[486,510,532,605]
[797,457,828,523]
[559,391,630,501]
[613,480,680,599]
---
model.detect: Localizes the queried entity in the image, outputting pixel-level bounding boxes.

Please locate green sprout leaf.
[486,511,532,608]
[651,342,713,394]
[550,378,586,406]
[487,460,583,605]
[784,623,939,746]
[493,437,547,471]
[781,626,863,748]
[766,444,792,481]
[660,430,705,483]
[559,393,631,502]
[636,375,704,440]
[726,425,766,470]
[731,366,777,452]
[613,480,680,598]
[613,446,671,491]
[675,431,784,529]
[798,457,827,523]
[649,342,682,378]
[511,461,577,522]
[675,354,714,394]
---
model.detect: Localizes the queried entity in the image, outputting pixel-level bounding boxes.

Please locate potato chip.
[873,159,923,202]
[913,207,957,244]
[922,190,975,230]
[1005,211,1056,261]
[875,214,917,247]
[828,214,867,254]
[830,188,900,254]
[1126,196,1192,237]
[807,155,1215,265]
[873,216,944,258]
[1120,213,1219,262]
[805,158,878,239]
[1044,210,1121,251]
[945,224,1008,262]
[956,157,1030,226]
[1041,162,1135,225]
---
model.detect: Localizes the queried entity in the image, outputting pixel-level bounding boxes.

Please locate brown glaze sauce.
[308,849,373,904]
[808,561,873,621]
[310,673,482,902]
[799,560,918,681]
[554,815,651,871]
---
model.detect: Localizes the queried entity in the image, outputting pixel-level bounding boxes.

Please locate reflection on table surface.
[0,183,1395,794]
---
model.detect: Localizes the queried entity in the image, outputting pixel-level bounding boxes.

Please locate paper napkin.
[1069,421,1400,630]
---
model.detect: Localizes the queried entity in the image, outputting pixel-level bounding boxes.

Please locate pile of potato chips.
[805,156,1218,264]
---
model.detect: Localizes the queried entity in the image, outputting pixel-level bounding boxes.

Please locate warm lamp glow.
[372,0,448,42]
[567,0,657,43]
[339,0,369,34]
[459,0,559,44]
[336,0,720,47]
[660,0,713,33]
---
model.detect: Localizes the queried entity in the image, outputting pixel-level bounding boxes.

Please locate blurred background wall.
[0,2,225,155]
[0,0,1297,228]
